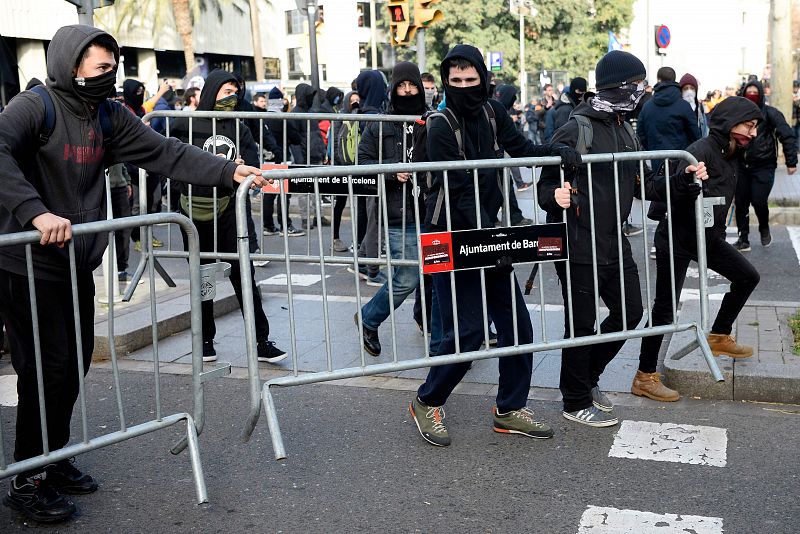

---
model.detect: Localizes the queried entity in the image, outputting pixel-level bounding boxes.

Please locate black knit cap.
[595,50,646,90]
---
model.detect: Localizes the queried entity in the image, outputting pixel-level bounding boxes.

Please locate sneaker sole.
[409,403,450,447]
[631,386,680,402]
[710,350,752,358]
[592,400,615,412]
[258,353,288,363]
[492,424,554,439]
[366,280,385,287]
[353,314,381,356]
[736,246,751,252]
[202,356,218,363]
[561,411,618,427]
[347,267,369,281]
[3,495,76,523]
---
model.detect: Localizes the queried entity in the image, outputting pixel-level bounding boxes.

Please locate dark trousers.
[263,193,295,230]
[333,196,348,240]
[412,274,433,327]
[735,166,775,237]
[0,269,94,462]
[417,269,534,412]
[554,258,643,412]
[180,203,270,343]
[131,172,162,242]
[110,185,131,272]
[357,196,368,246]
[638,236,760,372]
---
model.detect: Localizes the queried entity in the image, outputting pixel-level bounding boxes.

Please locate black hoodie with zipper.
[0,25,237,280]
[538,101,674,265]
[426,45,559,231]
[170,69,260,200]
[740,80,797,169]
[658,96,764,258]
[357,62,426,226]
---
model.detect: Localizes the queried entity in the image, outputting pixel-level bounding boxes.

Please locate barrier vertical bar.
[639,160,653,327]
[612,160,628,331]
[107,230,127,432]
[25,245,49,456]
[67,243,90,445]
[473,169,490,350]
[147,225,162,421]
[443,170,460,354]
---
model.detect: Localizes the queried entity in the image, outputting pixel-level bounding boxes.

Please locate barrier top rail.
[142,110,420,123]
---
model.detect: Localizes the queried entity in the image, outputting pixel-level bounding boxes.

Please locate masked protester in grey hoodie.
[0,25,265,524]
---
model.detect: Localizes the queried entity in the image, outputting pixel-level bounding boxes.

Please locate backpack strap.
[30,85,55,146]
[99,99,115,148]
[481,102,500,155]
[572,114,593,155]
[621,120,641,151]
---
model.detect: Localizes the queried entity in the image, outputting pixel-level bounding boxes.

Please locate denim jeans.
[360,225,421,330]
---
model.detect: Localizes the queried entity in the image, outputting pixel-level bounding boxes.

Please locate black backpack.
[30,85,114,150]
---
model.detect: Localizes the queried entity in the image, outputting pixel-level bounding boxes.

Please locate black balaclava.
[390,61,426,116]
[123,78,145,111]
[440,44,490,117]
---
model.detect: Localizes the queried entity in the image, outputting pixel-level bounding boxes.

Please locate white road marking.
[678,288,724,301]
[577,505,724,533]
[0,375,18,407]
[684,267,723,279]
[608,420,727,467]
[787,226,800,268]
[258,274,328,287]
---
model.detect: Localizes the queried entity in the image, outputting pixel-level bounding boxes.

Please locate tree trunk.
[249,0,265,81]
[171,0,195,75]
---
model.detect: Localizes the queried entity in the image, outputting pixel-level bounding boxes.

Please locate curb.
[664,299,800,404]
[92,282,239,361]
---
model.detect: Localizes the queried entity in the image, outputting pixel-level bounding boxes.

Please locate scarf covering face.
[590,82,646,113]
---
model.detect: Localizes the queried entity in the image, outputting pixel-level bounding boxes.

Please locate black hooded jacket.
[320,87,344,114]
[637,81,701,155]
[289,83,326,164]
[426,44,559,230]
[0,25,236,280]
[122,79,145,117]
[170,69,260,199]
[659,96,764,257]
[358,62,426,225]
[539,101,674,265]
[741,81,797,169]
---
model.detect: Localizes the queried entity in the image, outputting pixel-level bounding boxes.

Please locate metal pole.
[76,1,94,26]
[417,29,426,73]
[307,2,321,91]
[370,0,378,69]
[769,0,792,120]
[519,13,526,106]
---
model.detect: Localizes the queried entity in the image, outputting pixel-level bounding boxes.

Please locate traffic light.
[387,1,417,46]
[413,0,443,28]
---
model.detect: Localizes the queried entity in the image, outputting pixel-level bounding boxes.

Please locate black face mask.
[74,70,117,106]
[446,84,485,116]
[393,94,423,115]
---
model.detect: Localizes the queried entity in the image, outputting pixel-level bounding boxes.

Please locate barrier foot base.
[696,328,725,382]
[185,416,208,504]
[669,340,699,360]
[262,385,287,461]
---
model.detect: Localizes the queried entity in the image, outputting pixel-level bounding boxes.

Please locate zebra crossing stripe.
[608,420,727,467]
[577,505,723,533]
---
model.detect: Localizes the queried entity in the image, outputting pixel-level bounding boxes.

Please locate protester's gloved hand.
[673,162,707,200]
[495,255,515,275]
[550,143,582,172]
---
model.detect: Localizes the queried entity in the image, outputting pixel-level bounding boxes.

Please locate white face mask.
[682,89,697,110]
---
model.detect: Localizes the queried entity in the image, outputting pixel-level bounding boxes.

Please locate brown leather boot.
[631,370,680,402]
[707,333,753,358]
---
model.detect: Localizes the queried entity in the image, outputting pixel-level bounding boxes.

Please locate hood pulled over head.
[494,84,517,110]
[294,83,317,110]
[440,44,490,117]
[197,69,239,112]
[707,96,763,150]
[389,61,425,115]
[355,70,388,110]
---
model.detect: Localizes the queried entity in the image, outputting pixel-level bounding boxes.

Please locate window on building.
[357,2,371,27]
[264,58,280,79]
[288,48,303,77]
[286,9,304,34]
[119,47,139,77]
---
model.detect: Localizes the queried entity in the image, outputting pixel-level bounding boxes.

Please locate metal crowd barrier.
[232,150,724,460]
[124,110,419,299]
[0,213,212,504]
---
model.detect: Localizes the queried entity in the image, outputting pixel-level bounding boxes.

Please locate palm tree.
[99,0,238,75]
[248,0,265,81]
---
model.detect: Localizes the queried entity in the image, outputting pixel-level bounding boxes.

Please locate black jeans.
[110,185,132,272]
[554,258,643,412]
[264,193,295,230]
[417,269,534,412]
[0,269,94,462]
[333,196,348,240]
[638,236,760,372]
[735,166,775,237]
[180,202,270,343]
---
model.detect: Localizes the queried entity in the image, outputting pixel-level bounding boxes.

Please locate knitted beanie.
[595,51,647,90]
[679,73,699,89]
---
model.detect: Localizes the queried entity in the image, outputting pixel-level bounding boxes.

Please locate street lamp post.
[296,0,321,91]
[510,0,536,106]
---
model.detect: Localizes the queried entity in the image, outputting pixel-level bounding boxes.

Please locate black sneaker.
[257,340,287,363]
[280,225,306,237]
[44,457,98,494]
[734,238,751,252]
[354,313,381,356]
[622,222,643,236]
[263,226,280,236]
[202,340,217,363]
[117,271,130,282]
[4,472,76,523]
[760,227,772,247]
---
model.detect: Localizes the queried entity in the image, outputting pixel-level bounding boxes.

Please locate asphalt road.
[1,369,798,532]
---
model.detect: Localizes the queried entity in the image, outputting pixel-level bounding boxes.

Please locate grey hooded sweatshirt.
[0,25,238,280]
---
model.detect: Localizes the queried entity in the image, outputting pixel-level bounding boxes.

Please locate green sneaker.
[409,397,451,447]
[493,406,554,439]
